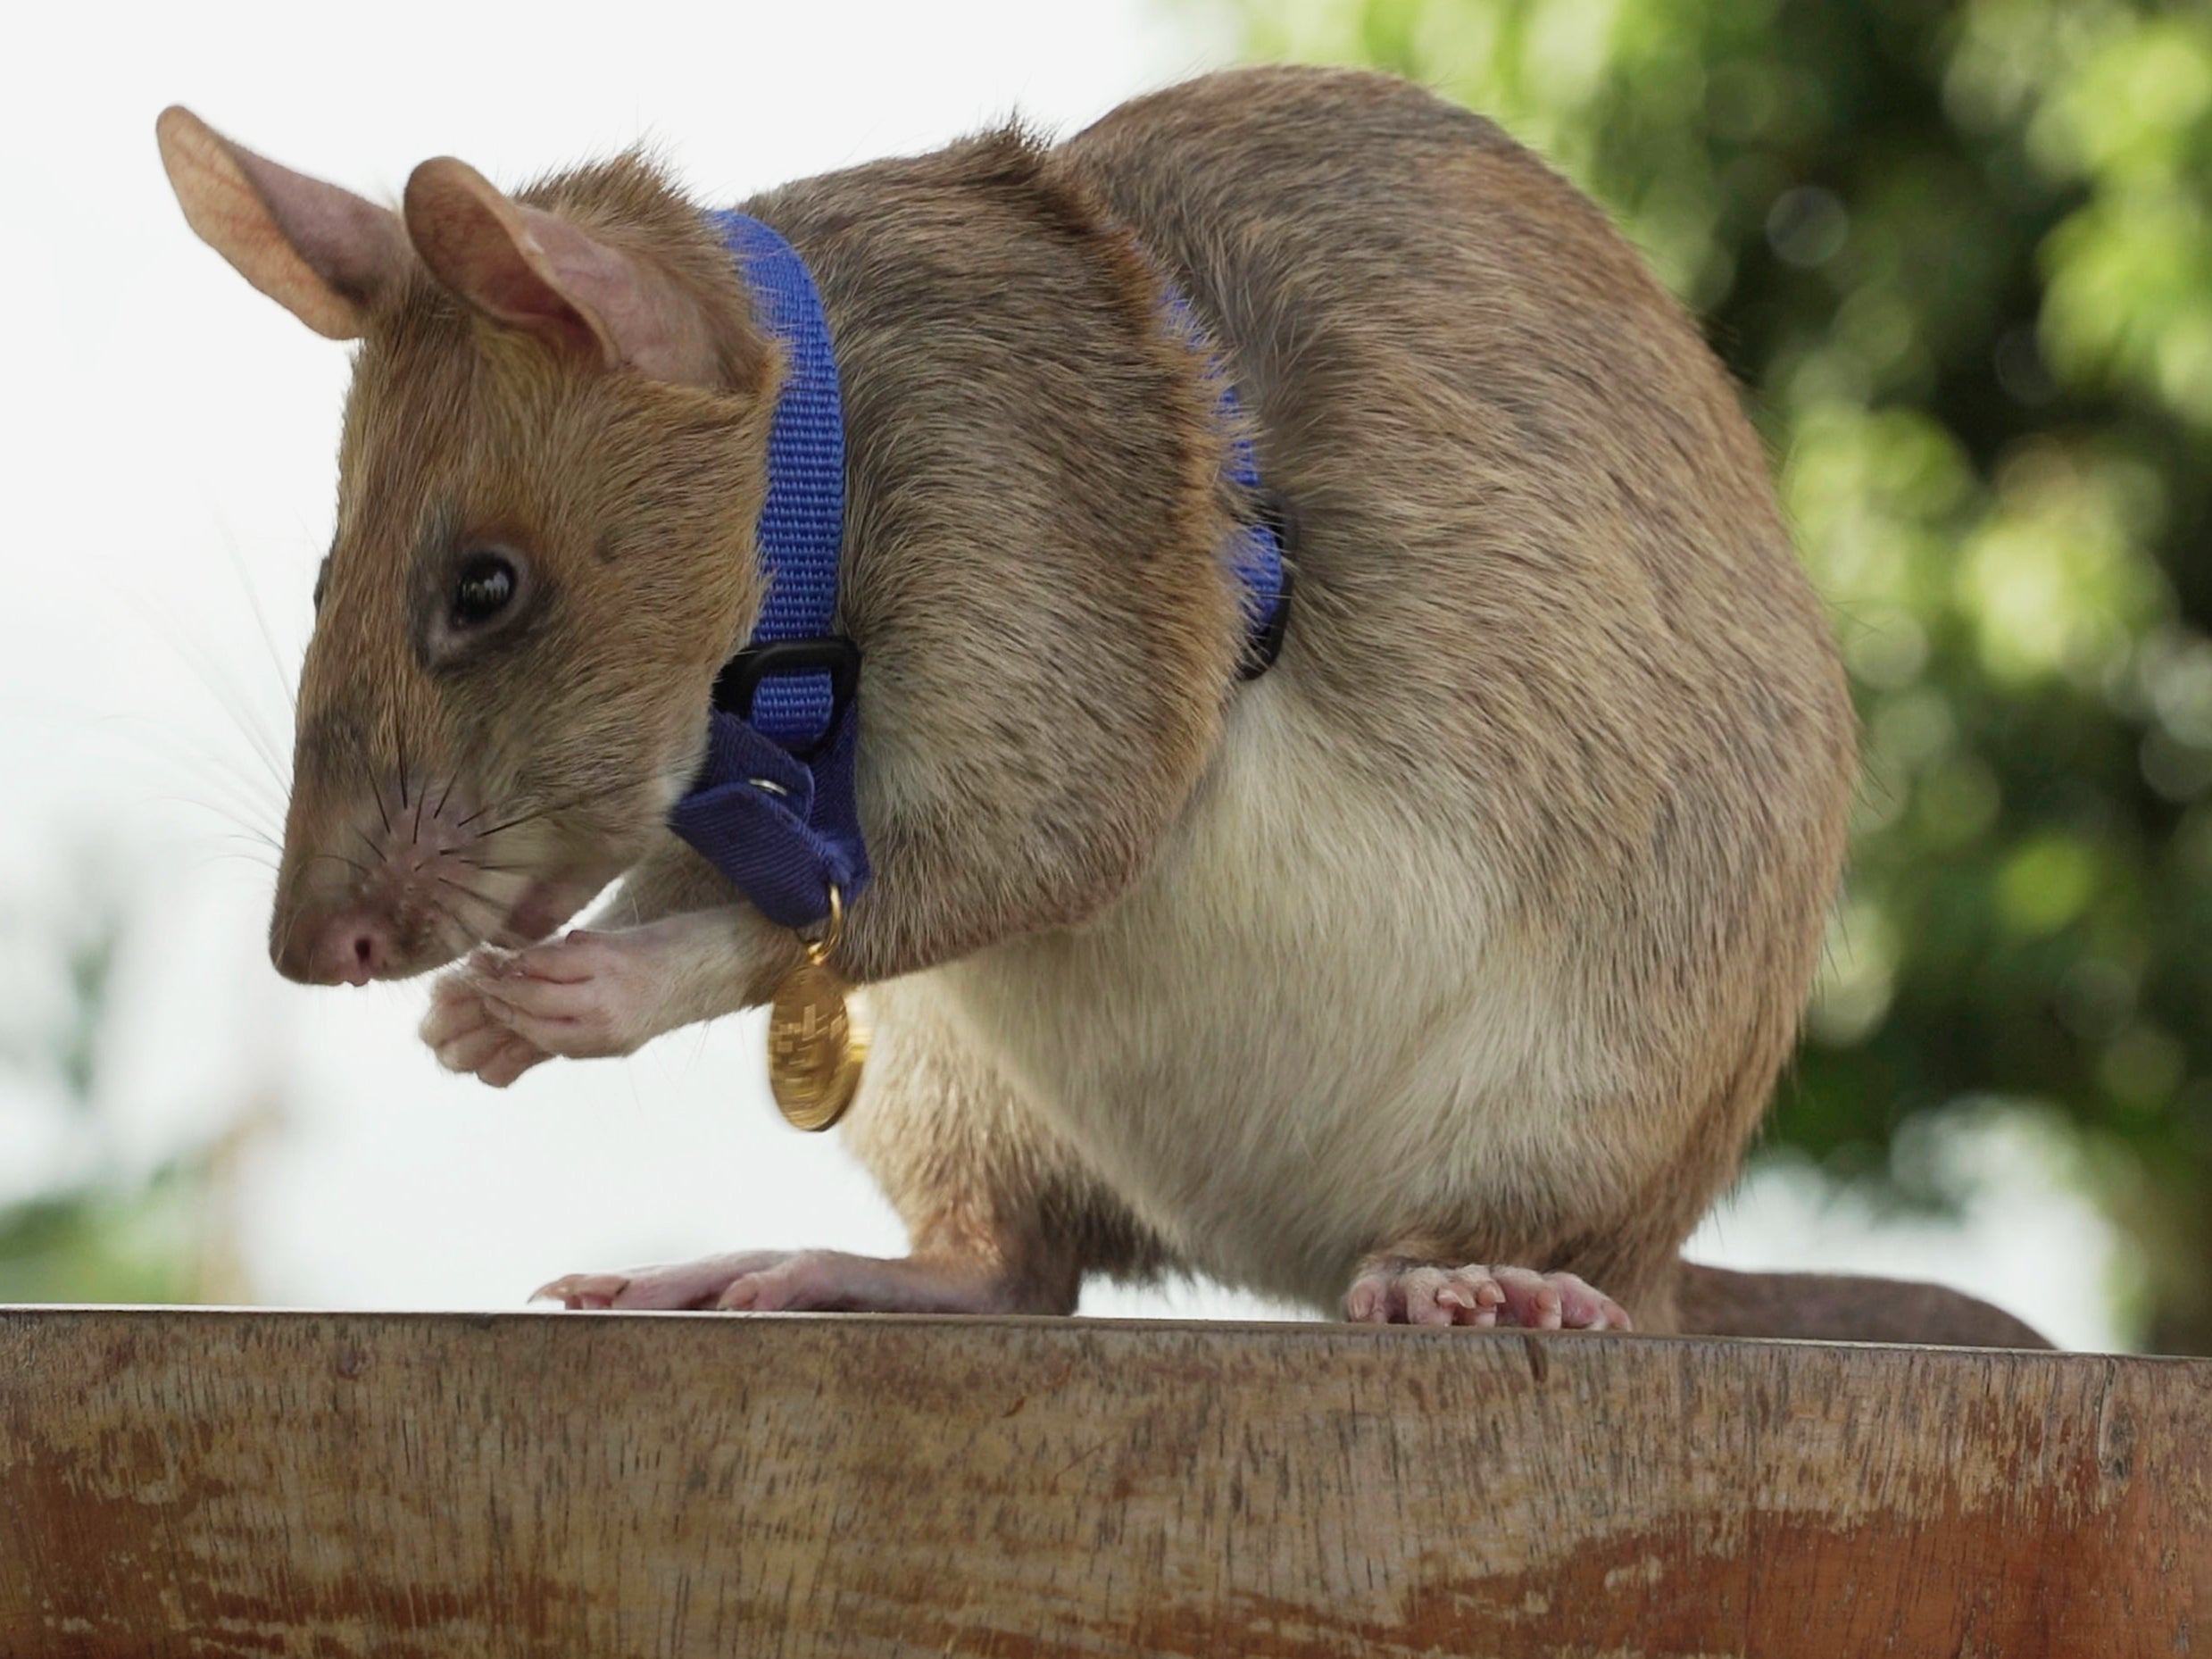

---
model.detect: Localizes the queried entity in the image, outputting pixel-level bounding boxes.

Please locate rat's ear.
[402,156,716,384]
[155,106,409,341]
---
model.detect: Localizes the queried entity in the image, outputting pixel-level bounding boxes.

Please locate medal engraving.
[767,920,868,1131]
[769,884,871,1141]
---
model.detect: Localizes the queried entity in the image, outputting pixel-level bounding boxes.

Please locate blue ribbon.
[670,213,1290,933]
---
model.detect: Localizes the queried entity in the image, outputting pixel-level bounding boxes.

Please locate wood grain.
[2,1309,2207,1657]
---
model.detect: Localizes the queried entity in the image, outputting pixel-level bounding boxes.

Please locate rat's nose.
[275,907,395,986]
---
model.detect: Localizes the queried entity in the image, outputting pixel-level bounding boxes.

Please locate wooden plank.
[2,1309,2207,1657]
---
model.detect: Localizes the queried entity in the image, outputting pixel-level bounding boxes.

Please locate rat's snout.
[267,743,610,986]
[266,739,500,985]
[273,905,397,987]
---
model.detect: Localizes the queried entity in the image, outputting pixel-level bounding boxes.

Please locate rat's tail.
[1671,1261,2052,1348]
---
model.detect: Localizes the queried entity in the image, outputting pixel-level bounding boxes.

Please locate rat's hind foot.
[1343,1255,1631,1330]
[534,1248,1038,1314]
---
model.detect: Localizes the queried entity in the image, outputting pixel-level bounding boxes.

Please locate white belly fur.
[936,679,1646,1309]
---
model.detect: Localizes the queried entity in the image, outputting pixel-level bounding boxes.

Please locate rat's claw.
[1343,1257,1626,1331]
[1489,1267,1629,1331]
[508,931,615,983]
[533,1271,630,1310]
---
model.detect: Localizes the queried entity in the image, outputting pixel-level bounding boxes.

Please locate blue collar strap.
[669,211,1292,932]
[1169,293,1295,679]
[667,210,868,931]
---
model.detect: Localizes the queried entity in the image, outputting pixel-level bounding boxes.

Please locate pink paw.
[532,1249,1019,1314]
[420,930,663,1083]
[1343,1259,1630,1331]
[418,963,550,1088]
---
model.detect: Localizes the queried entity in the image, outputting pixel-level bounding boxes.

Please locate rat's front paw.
[427,930,670,1080]
[420,911,767,1086]
[1344,1256,1631,1330]
[420,969,553,1088]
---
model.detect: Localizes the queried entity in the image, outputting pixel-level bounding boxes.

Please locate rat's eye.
[451,551,518,629]
[418,540,537,671]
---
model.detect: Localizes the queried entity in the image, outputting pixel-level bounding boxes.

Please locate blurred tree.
[1220,0,2212,1351]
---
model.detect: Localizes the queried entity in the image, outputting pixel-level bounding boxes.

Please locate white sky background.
[0,1,2127,1345]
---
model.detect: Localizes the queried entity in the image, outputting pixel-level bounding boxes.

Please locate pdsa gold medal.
[767,884,868,1131]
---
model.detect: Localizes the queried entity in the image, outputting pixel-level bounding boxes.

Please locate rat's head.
[157,108,775,984]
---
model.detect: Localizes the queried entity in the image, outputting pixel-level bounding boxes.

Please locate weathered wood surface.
[2,1310,2207,1658]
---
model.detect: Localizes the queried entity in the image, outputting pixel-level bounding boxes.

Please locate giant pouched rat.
[156,66,2046,1344]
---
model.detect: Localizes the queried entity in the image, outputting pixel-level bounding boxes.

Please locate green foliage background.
[1225,0,2212,1349]
[0,899,237,1305]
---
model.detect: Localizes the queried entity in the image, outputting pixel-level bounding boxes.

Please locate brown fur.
[843,979,1178,1315]
[158,71,2036,1346]
[734,128,1240,978]
[273,158,778,971]
[1026,68,1853,1328]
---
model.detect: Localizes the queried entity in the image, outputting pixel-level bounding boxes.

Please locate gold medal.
[766,884,869,1131]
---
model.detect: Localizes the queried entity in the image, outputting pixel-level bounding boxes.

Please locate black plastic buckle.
[711,635,862,761]
[1239,488,1298,681]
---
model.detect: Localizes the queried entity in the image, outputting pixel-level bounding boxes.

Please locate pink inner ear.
[404,158,619,366]
[511,208,653,364]
[403,156,723,385]
[156,106,409,340]
[449,226,606,360]
[249,165,408,308]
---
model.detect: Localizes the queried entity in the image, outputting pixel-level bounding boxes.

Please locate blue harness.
[669,210,1293,931]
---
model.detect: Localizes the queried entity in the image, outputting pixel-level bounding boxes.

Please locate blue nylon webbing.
[670,213,1289,932]
[1188,309,1289,651]
[668,212,864,929]
[1225,420,1287,645]
[706,210,844,746]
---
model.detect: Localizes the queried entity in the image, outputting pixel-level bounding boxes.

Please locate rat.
[156,66,2046,1346]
